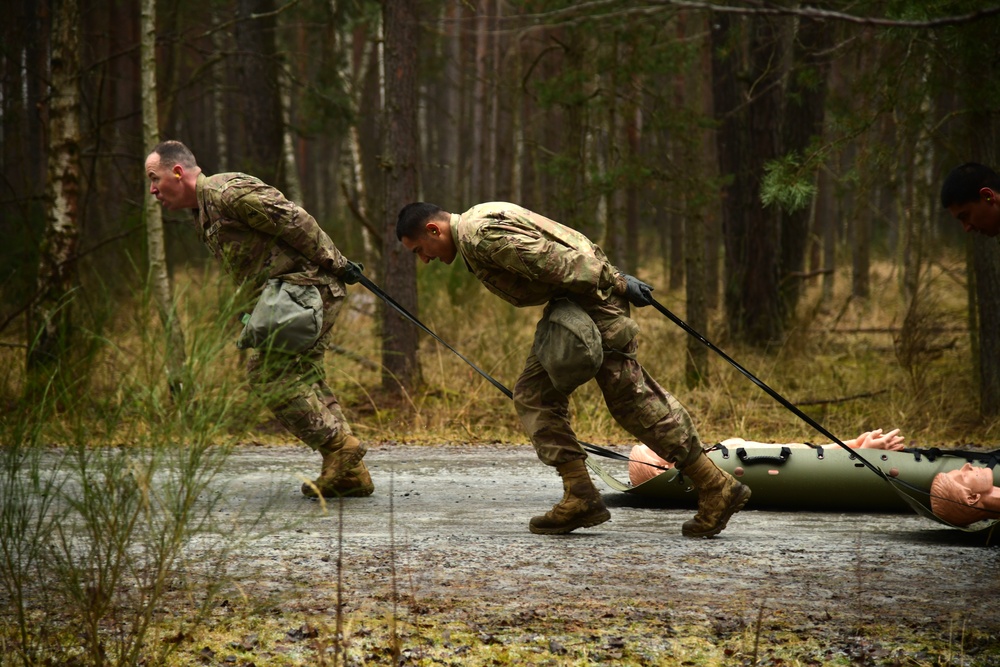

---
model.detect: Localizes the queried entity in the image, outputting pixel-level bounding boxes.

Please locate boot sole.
[301,442,369,498]
[303,483,376,499]
[682,484,752,538]
[528,508,612,535]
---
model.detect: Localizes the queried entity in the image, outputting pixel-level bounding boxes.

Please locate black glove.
[622,273,654,307]
[341,260,365,285]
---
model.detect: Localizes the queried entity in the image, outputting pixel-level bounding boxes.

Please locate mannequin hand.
[856,428,905,451]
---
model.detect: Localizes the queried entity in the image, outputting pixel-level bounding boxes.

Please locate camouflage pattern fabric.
[192,172,353,451]
[195,172,349,290]
[453,203,702,468]
[451,203,627,307]
[246,285,348,450]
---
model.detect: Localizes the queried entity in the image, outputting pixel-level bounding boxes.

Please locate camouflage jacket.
[193,172,348,296]
[452,202,627,308]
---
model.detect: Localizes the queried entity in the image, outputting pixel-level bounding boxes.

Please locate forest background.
[4,0,1000,448]
[4,1,1000,665]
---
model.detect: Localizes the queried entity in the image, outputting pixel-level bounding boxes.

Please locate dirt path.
[193,442,1000,665]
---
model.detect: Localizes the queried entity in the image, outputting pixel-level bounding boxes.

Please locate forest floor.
[157,442,1000,666]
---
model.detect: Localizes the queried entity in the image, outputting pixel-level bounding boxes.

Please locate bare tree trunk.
[212,14,229,172]
[338,22,377,257]
[681,14,709,387]
[232,0,282,185]
[685,207,709,389]
[471,0,488,201]
[279,60,302,204]
[381,0,421,395]
[28,0,81,382]
[819,161,838,300]
[968,109,1000,416]
[624,84,640,274]
[442,1,462,201]
[851,144,871,299]
[779,16,831,317]
[141,0,187,397]
[713,13,784,346]
[602,34,622,267]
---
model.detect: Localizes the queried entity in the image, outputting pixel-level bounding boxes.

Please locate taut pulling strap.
[359,274,512,400]
[647,296,888,481]
[357,274,666,468]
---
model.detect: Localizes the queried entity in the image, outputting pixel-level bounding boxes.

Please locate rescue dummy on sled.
[588,427,1000,531]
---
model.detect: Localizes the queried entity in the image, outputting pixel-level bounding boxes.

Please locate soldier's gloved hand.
[622,274,654,307]
[341,260,365,285]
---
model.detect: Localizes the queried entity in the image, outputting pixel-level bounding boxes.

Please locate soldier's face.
[401,226,457,265]
[145,153,184,210]
[948,189,1000,237]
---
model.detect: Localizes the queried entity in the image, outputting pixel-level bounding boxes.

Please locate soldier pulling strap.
[356,273,669,468]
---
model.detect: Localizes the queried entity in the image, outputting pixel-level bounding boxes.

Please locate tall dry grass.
[325,251,995,451]
[0,249,994,452]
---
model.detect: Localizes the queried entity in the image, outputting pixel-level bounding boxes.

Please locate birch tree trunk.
[28,0,82,384]
[279,61,303,204]
[141,0,188,397]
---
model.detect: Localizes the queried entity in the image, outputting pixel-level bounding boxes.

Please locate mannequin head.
[929,463,998,526]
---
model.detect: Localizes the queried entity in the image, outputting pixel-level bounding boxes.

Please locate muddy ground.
[181,442,1000,665]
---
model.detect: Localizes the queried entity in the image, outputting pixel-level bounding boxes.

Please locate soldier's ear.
[426,222,441,237]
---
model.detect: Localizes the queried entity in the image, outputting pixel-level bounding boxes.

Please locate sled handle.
[736,446,791,466]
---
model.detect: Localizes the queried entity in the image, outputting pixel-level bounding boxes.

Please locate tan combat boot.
[302,459,375,498]
[679,452,752,538]
[301,433,368,498]
[529,459,611,535]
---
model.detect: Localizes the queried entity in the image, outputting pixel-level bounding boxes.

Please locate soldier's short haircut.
[940,162,1000,208]
[396,202,446,240]
[152,140,199,170]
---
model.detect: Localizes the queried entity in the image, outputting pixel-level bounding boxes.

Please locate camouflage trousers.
[246,284,352,450]
[513,295,702,469]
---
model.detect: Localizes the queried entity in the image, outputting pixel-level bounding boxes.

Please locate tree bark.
[141,0,188,397]
[28,0,82,382]
[713,13,784,346]
[779,16,831,317]
[380,0,421,395]
[232,0,282,186]
[968,109,1000,417]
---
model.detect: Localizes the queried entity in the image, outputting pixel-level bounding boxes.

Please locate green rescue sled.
[588,444,1000,531]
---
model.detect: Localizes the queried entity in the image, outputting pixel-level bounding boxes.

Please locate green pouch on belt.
[533,299,604,395]
[237,279,323,353]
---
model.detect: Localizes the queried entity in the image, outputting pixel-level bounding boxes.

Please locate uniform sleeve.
[224,184,348,274]
[473,221,620,299]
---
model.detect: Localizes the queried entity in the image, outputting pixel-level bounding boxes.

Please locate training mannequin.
[628,428,905,486]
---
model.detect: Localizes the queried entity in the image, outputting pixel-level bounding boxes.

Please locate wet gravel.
[204,441,1000,638]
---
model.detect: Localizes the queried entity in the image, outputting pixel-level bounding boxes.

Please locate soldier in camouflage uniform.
[145,140,371,498]
[396,202,751,537]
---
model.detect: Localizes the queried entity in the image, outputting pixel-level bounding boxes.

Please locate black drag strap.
[358,274,668,468]
[359,274,512,399]
[647,296,888,481]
